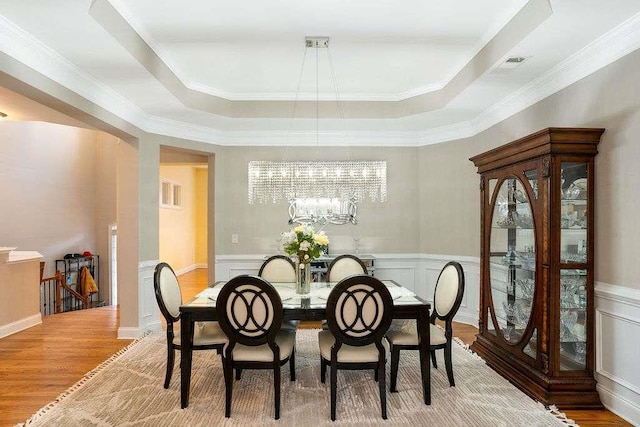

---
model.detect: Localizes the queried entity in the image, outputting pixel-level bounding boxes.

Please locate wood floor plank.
[0,269,632,426]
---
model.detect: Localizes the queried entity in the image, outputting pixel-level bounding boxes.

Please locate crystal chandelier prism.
[248,160,387,204]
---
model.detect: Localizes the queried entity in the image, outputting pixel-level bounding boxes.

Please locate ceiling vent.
[498,56,530,69]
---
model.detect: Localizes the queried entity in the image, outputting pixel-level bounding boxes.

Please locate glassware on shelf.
[502,301,523,328]
[576,285,587,308]
[502,245,518,265]
[503,325,514,341]
[574,342,586,364]
[560,310,578,341]
[562,186,581,200]
[516,278,535,299]
[497,213,518,228]
[516,250,535,270]
[572,323,586,341]
[514,188,529,203]
[516,214,534,228]
[561,252,587,263]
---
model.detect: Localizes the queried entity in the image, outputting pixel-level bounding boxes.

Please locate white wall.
[0,122,117,282]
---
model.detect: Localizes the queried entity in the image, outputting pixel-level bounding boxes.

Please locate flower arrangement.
[281,225,329,265]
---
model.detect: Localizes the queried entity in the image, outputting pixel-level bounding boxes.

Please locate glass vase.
[296,260,311,295]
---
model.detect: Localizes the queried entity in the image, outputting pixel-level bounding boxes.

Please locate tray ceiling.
[0,0,639,145]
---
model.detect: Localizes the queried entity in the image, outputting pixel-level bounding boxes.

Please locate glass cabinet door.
[559,162,588,370]
[489,177,535,345]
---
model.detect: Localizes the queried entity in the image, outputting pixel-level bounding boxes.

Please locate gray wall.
[214,146,421,255]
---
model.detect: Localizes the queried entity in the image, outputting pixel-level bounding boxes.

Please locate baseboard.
[174,264,199,276]
[117,326,141,340]
[0,313,42,338]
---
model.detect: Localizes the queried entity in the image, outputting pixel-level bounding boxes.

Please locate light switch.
[231,233,239,244]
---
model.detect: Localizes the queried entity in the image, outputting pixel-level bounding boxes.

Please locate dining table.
[179,279,431,409]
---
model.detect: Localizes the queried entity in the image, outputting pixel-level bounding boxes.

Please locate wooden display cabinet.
[469,127,604,408]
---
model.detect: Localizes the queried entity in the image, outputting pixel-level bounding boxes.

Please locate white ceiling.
[0,0,640,146]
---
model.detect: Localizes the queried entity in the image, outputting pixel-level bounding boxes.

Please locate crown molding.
[1,10,639,146]
[471,11,640,135]
[0,14,149,129]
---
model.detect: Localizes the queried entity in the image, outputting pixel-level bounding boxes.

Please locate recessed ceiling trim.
[90,0,550,117]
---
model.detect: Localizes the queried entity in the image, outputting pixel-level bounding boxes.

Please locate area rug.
[20,330,575,426]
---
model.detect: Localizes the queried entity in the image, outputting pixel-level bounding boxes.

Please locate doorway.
[158,147,210,276]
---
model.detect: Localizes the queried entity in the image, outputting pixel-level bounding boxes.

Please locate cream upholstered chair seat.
[386,261,465,391]
[171,322,227,346]
[385,323,447,347]
[318,329,389,363]
[225,330,295,362]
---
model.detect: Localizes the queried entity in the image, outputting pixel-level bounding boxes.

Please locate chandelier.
[247,37,388,225]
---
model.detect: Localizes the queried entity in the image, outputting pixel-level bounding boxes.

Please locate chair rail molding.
[594,281,640,426]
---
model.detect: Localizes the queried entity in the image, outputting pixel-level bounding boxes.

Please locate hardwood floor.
[0,268,631,426]
[0,305,132,426]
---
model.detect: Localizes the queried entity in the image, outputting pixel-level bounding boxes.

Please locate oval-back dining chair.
[386,261,465,391]
[258,255,298,332]
[259,255,297,282]
[318,274,393,421]
[215,275,296,420]
[153,262,226,389]
[327,254,368,282]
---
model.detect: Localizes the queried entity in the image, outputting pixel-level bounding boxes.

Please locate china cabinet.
[469,128,604,408]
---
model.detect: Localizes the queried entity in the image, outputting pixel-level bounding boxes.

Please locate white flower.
[314,232,329,246]
[299,241,310,251]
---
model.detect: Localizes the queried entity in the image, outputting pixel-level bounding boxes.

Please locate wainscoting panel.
[138,260,160,335]
[595,282,640,425]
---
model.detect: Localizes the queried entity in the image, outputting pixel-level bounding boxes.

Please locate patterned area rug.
[20,330,575,426]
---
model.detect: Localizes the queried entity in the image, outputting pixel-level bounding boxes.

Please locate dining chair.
[327,254,368,282]
[258,255,299,332]
[259,254,297,281]
[322,254,369,330]
[386,261,465,391]
[153,262,226,389]
[215,275,296,420]
[319,274,393,421]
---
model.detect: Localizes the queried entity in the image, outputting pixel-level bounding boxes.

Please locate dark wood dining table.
[179,279,431,408]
